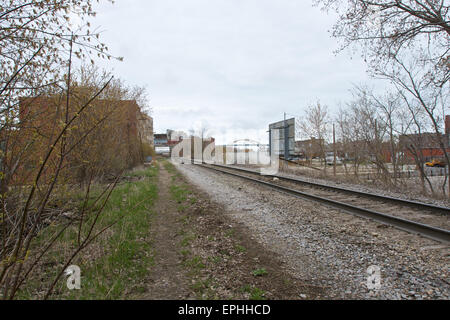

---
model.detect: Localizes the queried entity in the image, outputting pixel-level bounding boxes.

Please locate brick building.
[137,111,154,147]
[13,92,150,184]
[399,115,450,163]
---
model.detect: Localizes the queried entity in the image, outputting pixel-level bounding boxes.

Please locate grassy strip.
[240,285,266,300]
[17,165,159,299]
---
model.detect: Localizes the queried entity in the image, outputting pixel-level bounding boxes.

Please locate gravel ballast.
[175,163,449,300]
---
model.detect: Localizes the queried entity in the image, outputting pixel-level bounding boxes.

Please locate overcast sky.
[92,0,381,144]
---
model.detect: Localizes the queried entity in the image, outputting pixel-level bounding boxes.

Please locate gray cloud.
[92,0,380,144]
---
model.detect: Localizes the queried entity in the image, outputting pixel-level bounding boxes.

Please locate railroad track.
[197,163,450,244]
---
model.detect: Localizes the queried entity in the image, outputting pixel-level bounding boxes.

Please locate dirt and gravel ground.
[143,161,319,300]
[142,166,194,299]
[176,162,450,300]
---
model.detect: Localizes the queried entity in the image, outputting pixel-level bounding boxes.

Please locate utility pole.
[268,129,272,166]
[333,123,336,176]
[374,118,378,167]
[284,112,289,161]
[190,135,194,164]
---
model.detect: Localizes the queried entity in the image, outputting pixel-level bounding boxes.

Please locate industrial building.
[268,118,296,159]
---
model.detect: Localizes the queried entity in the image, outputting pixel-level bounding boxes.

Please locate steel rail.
[198,164,450,244]
[210,163,450,216]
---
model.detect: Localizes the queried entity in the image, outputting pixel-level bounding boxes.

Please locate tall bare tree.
[300,101,329,169]
[0,0,141,299]
[316,0,449,86]
[316,0,450,195]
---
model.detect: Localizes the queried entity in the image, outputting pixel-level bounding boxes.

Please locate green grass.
[191,277,218,299]
[170,185,190,203]
[235,244,246,253]
[208,255,222,264]
[192,278,211,291]
[180,232,196,247]
[252,268,268,277]
[183,256,206,270]
[241,285,266,300]
[163,160,179,175]
[178,215,190,225]
[126,167,158,178]
[225,229,235,238]
[180,249,191,257]
[17,165,159,300]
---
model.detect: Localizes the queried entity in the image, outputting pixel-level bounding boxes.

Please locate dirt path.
[142,165,194,299]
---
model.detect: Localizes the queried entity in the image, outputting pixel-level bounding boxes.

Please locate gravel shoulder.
[176,163,450,300]
[212,165,449,229]
[277,165,450,208]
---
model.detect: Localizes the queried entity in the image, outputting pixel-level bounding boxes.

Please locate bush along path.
[17,165,159,299]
